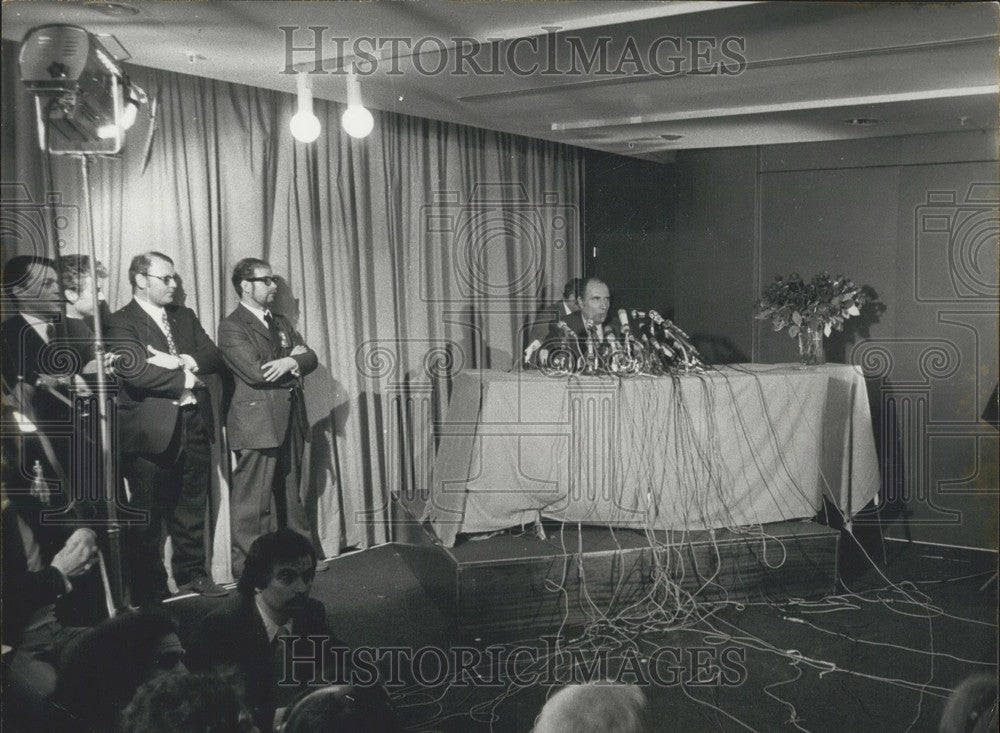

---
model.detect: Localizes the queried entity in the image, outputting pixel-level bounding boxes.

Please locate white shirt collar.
[20,312,53,342]
[241,301,272,327]
[134,296,166,321]
[255,595,293,642]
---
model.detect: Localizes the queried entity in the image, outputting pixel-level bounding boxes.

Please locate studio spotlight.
[290,71,321,143]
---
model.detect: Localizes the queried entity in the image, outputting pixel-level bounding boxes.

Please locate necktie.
[161,311,179,357]
[263,312,283,358]
[272,624,291,686]
[43,322,55,343]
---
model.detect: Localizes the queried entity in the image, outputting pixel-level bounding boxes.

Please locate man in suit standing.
[218,258,318,579]
[1,255,85,513]
[106,251,227,604]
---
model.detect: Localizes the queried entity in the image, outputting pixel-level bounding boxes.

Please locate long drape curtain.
[1,42,581,581]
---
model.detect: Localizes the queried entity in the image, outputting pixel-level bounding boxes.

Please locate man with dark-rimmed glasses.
[218,258,318,580]
[106,251,228,605]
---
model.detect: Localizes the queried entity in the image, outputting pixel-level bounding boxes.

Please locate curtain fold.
[2,42,581,580]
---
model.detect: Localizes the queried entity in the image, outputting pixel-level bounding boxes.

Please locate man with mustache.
[188,529,343,732]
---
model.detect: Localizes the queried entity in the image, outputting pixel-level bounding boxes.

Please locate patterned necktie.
[161,311,179,356]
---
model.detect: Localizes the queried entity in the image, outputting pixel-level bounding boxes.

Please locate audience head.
[578,278,611,325]
[128,251,177,306]
[2,255,60,314]
[120,670,258,733]
[277,684,403,733]
[59,254,107,318]
[231,257,277,308]
[55,609,186,731]
[238,529,317,618]
[533,683,648,733]
[561,277,585,308]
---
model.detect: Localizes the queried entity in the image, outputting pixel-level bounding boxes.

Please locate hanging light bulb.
[341,71,374,139]
[290,71,321,143]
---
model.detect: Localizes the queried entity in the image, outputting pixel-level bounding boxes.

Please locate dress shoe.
[177,576,229,597]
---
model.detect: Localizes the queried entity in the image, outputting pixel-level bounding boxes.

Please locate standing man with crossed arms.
[218,258,319,579]
[106,251,228,604]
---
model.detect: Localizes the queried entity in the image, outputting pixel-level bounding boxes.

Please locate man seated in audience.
[188,529,346,732]
[533,682,649,733]
[119,670,258,733]
[1,479,99,729]
[53,608,187,732]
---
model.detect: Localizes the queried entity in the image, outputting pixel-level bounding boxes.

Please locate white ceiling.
[2,1,997,162]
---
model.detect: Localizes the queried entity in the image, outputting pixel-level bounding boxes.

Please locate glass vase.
[797,325,826,367]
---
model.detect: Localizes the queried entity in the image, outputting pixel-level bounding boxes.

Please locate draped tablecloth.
[423,364,880,547]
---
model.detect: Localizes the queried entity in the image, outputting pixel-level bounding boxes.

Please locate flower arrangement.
[754,272,867,339]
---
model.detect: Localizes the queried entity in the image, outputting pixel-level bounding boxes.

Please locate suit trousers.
[229,401,310,577]
[122,406,211,604]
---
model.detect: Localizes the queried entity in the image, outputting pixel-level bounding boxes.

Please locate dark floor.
[170,527,998,732]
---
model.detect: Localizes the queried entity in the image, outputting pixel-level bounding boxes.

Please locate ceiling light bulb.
[341,105,374,139]
[290,71,321,143]
[290,110,321,143]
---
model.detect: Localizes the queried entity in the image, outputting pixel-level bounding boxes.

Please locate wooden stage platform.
[391,498,840,640]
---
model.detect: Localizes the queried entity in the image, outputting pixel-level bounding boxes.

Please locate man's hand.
[51,528,99,578]
[261,357,299,382]
[290,345,308,356]
[146,345,183,370]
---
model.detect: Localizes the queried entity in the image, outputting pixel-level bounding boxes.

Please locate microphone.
[617,309,631,333]
[523,338,542,364]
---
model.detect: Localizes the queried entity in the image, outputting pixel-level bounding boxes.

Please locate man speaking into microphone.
[544,277,619,357]
[218,258,319,580]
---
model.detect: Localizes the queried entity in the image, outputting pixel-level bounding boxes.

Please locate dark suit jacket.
[188,594,343,731]
[105,299,224,455]
[544,310,620,355]
[218,304,318,451]
[0,495,91,646]
[1,313,70,423]
[525,300,574,347]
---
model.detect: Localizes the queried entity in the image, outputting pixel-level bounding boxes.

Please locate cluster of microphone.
[623,309,704,372]
[521,309,704,376]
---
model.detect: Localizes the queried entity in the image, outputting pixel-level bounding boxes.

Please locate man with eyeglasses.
[106,251,228,605]
[217,258,319,580]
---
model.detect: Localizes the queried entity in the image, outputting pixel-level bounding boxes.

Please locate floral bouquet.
[754,272,868,364]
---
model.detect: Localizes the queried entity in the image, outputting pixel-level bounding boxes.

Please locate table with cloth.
[422,364,880,547]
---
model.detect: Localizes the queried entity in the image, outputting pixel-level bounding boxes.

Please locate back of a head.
[55,609,180,730]
[119,671,251,733]
[533,683,648,733]
[279,685,402,733]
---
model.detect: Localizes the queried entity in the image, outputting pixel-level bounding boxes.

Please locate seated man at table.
[541,277,619,363]
[523,277,583,365]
